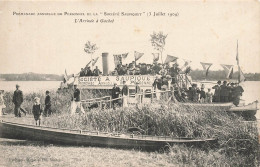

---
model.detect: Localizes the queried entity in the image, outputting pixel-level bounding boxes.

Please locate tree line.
[0,73,63,81]
[190,69,260,81]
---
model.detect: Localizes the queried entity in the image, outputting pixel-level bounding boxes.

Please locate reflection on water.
[0,81,259,119]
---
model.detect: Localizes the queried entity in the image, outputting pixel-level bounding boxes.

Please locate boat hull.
[0,121,217,151]
[181,101,258,121]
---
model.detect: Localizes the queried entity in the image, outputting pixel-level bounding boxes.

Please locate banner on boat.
[78,75,158,88]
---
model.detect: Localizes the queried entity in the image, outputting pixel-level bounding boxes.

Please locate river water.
[0,80,259,119]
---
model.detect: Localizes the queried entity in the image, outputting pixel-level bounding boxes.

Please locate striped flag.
[220,64,234,79]
[152,53,159,62]
[164,55,178,64]
[200,62,212,77]
[134,51,144,61]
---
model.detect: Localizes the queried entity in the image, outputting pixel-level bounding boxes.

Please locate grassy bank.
[1,91,260,166]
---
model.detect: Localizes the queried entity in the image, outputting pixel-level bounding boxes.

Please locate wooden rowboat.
[180,100,258,121]
[0,120,217,151]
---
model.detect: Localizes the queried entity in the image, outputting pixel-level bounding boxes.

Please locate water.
[0,81,259,119]
[0,81,61,93]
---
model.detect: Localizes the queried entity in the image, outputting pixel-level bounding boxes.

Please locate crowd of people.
[111,62,180,77]
[172,80,244,106]
[4,77,244,125]
[79,66,102,77]
[78,62,181,79]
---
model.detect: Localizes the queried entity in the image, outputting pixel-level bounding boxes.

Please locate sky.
[0,1,260,75]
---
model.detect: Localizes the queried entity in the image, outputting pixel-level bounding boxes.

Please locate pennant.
[200,62,212,77]
[134,51,144,61]
[220,64,234,79]
[92,57,99,66]
[122,53,128,59]
[164,55,178,64]
[152,53,159,62]
[85,60,92,68]
[180,59,192,70]
[113,54,122,67]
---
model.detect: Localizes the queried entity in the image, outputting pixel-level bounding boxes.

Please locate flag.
[180,59,192,71]
[113,54,122,67]
[64,69,68,82]
[220,64,234,79]
[238,66,246,83]
[92,57,99,66]
[200,62,212,77]
[122,53,128,59]
[134,51,144,61]
[152,53,159,62]
[85,60,92,68]
[164,55,178,64]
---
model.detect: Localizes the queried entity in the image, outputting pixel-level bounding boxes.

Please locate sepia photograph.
[0,0,259,166]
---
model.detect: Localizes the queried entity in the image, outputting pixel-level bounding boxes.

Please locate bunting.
[152,53,159,62]
[134,51,144,61]
[164,55,178,64]
[200,62,212,77]
[122,53,128,59]
[92,57,99,66]
[221,64,234,79]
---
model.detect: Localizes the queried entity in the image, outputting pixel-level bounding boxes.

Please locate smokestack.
[102,52,109,75]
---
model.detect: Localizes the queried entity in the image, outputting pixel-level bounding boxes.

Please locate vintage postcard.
[0,0,259,166]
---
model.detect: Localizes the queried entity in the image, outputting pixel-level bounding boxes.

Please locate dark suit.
[13,90,26,117]
[112,86,121,107]
[74,88,81,102]
[44,95,52,116]
[122,85,129,96]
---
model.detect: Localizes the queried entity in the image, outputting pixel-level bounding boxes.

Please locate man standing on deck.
[121,81,129,108]
[111,83,121,108]
[212,80,221,102]
[71,84,85,115]
[12,84,26,117]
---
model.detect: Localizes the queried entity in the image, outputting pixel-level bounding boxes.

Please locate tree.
[84,41,98,70]
[150,32,167,65]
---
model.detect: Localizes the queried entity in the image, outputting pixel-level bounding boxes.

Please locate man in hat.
[228,82,235,102]
[12,84,26,117]
[212,81,221,102]
[220,81,229,102]
[111,83,121,108]
[71,84,85,115]
[44,90,52,117]
[93,66,102,76]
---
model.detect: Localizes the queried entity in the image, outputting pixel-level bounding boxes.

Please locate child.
[0,90,6,116]
[206,88,213,103]
[44,90,52,117]
[32,97,42,126]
